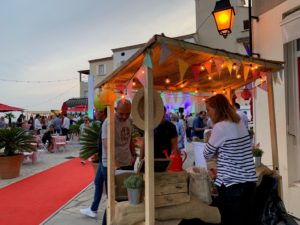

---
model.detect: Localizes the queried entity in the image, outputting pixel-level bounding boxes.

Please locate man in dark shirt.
[192,111,206,139]
[154,108,179,158]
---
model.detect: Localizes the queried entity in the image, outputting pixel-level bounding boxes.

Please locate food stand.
[97,34,284,224]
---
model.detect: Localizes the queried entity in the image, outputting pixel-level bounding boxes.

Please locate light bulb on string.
[201,65,205,71]
[213,91,217,95]
[165,77,170,84]
[209,59,213,63]
[232,63,237,70]
[195,88,198,93]
[132,79,136,86]
[222,89,226,94]
[208,76,212,80]
[236,74,241,79]
[250,64,254,71]
[254,65,259,69]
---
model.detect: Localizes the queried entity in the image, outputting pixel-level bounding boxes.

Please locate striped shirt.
[204,121,257,187]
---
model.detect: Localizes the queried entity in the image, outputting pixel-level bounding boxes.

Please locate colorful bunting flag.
[204,61,212,74]
[178,58,189,81]
[191,64,201,81]
[224,59,234,75]
[214,59,223,78]
[251,69,259,81]
[144,52,152,69]
[243,64,250,81]
[159,42,171,65]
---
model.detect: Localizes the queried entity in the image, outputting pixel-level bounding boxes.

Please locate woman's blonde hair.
[205,94,240,124]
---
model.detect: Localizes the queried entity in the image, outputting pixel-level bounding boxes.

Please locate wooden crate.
[153,171,190,207]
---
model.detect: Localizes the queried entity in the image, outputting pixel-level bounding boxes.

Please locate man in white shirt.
[61,114,70,140]
[234,103,249,129]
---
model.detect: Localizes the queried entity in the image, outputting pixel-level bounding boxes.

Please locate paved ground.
[1,139,299,225]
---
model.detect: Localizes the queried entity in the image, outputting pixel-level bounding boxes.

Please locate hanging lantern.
[99,88,116,106]
[212,0,235,38]
[241,88,252,100]
[94,97,105,111]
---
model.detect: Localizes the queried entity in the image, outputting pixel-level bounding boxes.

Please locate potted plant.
[0,127,36,179]
[124,174,144,205]
[253,143,264,167]
[79,122,100,172]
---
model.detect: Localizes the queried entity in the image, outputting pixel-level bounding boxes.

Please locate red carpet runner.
[0,158,94,225]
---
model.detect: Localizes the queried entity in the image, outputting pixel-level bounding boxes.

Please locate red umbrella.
[61,102,68,114]
[67,105,88,113]
[0,103,24,112]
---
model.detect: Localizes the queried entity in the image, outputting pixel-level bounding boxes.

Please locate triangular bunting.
[178,58,190,81]
[191,64,201,81]
[135,65,146,86]
[116,84,125,92]
[224,59,234,75]
[204,61,212,74]
[243,64,250,81]
[251,69,259,81]
[214,59,224,78]
[159,42,171,65]
[144,52,152,69]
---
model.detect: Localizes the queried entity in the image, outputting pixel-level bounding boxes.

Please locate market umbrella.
[0,103,24,112]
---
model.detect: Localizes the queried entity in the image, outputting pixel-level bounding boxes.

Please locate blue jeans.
[91,164,107,212]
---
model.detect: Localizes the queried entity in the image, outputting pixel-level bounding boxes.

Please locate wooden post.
[267,73,279,172]
[144,65,155,225]
[107,104,116,224]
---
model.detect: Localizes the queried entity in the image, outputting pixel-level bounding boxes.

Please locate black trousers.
[216,182,256,225]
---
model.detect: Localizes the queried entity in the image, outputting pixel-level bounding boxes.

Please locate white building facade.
[252,0,300,218]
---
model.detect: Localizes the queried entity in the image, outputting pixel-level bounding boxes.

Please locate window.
[97,64,106,76]
[243,20,250,30]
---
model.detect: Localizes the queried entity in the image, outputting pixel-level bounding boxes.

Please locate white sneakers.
[80,207,97,218]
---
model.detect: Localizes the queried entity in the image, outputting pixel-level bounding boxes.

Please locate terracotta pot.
[0,154,24,179]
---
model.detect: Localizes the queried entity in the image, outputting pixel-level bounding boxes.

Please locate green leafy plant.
[4,113,15,127]
[0,128,36,156]
[124,175,144,189]
[79,122,100,161]
[69,123,80,135]
[253,143,263,157]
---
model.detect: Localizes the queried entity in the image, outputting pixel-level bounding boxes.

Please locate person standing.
[203,94,257,225]
[34,114,42,135]
[53,114,61,134]
[80,100,135,223]
[61,113,70,140]
[192,111,206,140]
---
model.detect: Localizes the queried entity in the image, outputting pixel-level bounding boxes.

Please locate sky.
[0,0,196,111]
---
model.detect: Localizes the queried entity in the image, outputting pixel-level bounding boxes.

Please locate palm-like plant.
[0,128,36,156]
[4,113,15,127]
[79,122,100,161]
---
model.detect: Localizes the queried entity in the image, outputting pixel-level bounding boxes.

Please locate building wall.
[252,0,300,217]
[195,0,249,54]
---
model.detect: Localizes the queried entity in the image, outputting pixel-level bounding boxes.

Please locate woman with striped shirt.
[204,94,257,225]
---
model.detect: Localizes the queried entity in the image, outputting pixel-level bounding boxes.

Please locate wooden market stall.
[98,34,284,225]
